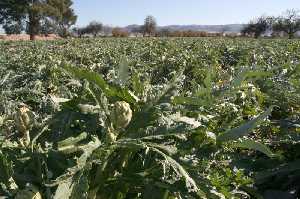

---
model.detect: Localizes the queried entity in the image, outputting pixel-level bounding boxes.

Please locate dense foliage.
[242,9,300,39]
[0,38,299,199]
[0,0,77,39]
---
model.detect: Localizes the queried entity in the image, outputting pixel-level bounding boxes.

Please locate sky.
[73,0,300,27]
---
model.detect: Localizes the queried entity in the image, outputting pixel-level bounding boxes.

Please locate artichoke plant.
[14,105,35,145]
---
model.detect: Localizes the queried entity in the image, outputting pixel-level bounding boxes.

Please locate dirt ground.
[0,34,60,41]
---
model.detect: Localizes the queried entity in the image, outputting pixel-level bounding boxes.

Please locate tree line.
[0,1,299,40]
[72,15,157,38]
[242,9,300,39]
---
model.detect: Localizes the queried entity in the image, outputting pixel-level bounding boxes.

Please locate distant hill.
[1,24,246,35]
[125,24,245,33]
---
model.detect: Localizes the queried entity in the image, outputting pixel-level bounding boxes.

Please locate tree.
[130,25,143,37]
[102,25,113,36]
[40,18,57,36]
[143,15,157,37]
[3,20,23,34]
[85,21,103,37]
[157,28,170,37]
[42,0,77,38]
[0,0,77,40]
[241,16,272,38]
[273,9,300,39]
[73,23,105,38]
[72,27,88,38]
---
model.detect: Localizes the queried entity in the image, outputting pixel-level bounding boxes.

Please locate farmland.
[0,38,300,199]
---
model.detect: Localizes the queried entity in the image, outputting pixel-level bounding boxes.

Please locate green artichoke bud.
[15,185,42,199]
[110,101,132,129]
[106,127,118,143]
[14,106,35,144]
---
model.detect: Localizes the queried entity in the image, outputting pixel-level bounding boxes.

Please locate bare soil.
[0,34,60,41]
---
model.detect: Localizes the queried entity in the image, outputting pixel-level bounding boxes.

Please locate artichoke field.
[0,38,299,199]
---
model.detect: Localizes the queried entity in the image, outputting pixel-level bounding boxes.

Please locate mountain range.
[125,24,245,33]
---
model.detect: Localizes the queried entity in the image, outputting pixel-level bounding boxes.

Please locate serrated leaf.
[132,72,144,97]
[50,137,101,187]
[204,69,212,91]
[53,178,73,199]
[53,172,88,199]
[255,159,300,185]
[63,64,111,96]
[0,153,13,187]
[62,64,136,104]
[117,57,130,86]
[57,132,88,149]
[151,147,199,193]
[231,69,271,89]
[172,96,209,106]
[231,139,276,158]
[217,106,275,143]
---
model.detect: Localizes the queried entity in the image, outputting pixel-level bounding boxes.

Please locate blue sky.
[73,0,300,26]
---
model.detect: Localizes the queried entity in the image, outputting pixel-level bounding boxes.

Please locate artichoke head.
[14,106,35,143]
[110,101,132,130]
